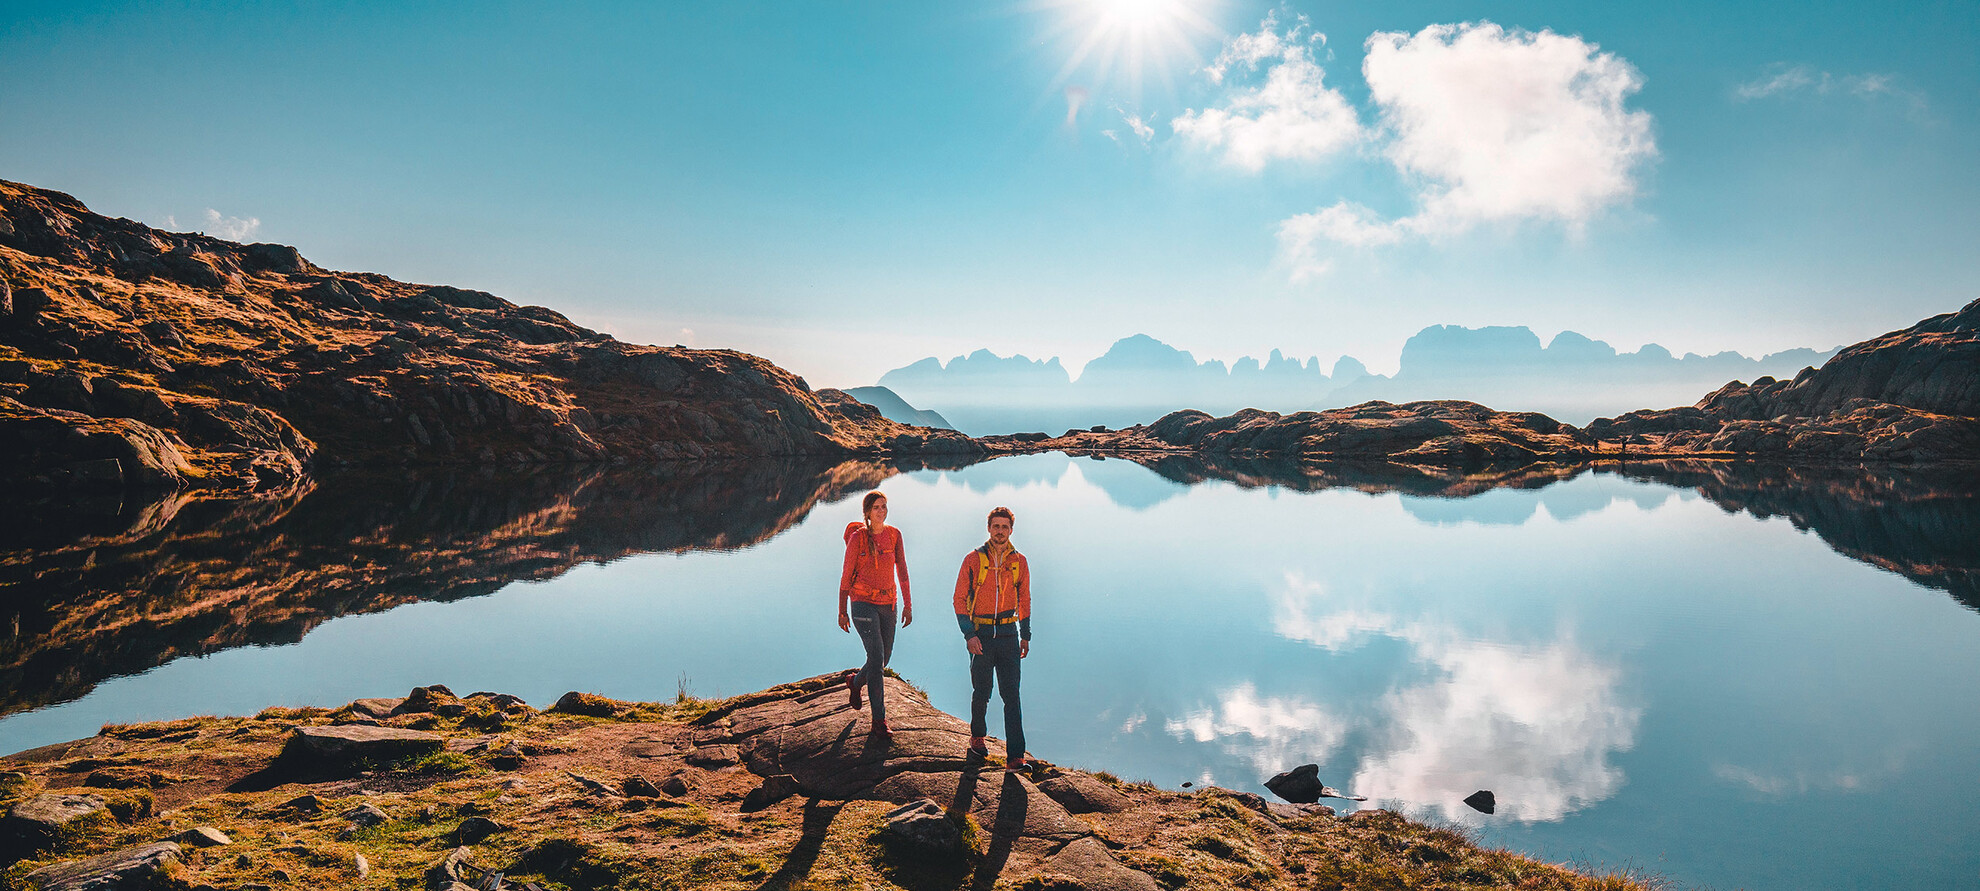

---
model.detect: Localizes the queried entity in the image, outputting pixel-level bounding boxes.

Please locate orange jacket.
[840,522,909,607]
[952,543,1030,640]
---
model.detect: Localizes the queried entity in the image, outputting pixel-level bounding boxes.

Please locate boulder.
[550,691,620,717]
[740,774,805,813]
[174,826,231,847]
[21,841,181,891]
[457,816,503,844]
[877,799,963,856]
[1464,790,1496,814]
[3,793,108,855]
[341,803,389,826]
[1035,836,1163,891]
[280,725,442,771]
[1037,774,1132,814]
[393,685,461,715]
[621,777,662,798]
[347,697,404,719]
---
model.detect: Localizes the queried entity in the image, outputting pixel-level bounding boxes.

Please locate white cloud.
[1182,21,1659,278]
[1276,202,1405,281]
[1734,63,1926,111]
[203,208,262,242]
[1361,22,1655,236]
[1171,13,1363,171]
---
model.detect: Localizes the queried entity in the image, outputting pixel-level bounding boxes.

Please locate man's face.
[988,517,1013,546]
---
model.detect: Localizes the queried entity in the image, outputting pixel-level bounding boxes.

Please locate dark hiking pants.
[970,635,1024,761]
[850,601,896,725]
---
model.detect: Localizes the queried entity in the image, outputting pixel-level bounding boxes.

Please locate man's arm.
[954,555,982,655]
[1018,554,1032,656]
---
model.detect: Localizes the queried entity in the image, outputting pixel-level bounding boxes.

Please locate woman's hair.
[862,491,887,517]
[988,506,1014,525]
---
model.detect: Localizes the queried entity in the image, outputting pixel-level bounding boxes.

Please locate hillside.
[0,180,978,495]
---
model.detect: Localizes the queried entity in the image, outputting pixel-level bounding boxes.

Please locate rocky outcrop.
[0,458,917,717]
[986,401,1596,465]
[0,179,979,494]
[1588,298,1980,461]
[0,680,1647,890]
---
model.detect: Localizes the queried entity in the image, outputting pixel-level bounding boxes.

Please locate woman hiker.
[838,490,912,736]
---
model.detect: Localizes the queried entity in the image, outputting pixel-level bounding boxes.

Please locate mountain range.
[877,330,1837,435]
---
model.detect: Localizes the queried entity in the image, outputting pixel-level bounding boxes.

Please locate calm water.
[4,455,1978,890]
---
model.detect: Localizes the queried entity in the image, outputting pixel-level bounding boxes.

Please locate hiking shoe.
[872,720,894,739]
[1004,756,1028,772]
[843,670,862,709]
[968,736,988,754]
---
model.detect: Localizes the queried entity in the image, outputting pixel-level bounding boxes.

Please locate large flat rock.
[281,724,443,768]
[23,841,181,890]
[700,675,1145,871]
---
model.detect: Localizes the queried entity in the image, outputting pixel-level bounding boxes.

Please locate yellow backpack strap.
[967,548,987,616]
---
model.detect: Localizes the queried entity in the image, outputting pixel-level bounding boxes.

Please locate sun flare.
[1036,0,1222,102]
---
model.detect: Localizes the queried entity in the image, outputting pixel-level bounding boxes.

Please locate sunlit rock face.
[0,179,977,495]
[0,458,919,717]
[1587,298,1980,461]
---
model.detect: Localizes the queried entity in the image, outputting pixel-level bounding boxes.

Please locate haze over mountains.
[877,327,1838,436]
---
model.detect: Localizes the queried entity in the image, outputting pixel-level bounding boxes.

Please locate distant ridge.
[843,386,953,430]
[879,329,1836,435]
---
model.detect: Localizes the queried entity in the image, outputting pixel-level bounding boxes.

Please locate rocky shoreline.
[0,675,1650,890]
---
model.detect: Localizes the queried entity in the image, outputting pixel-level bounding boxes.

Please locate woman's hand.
[838,611,851,633]
[901,605,914,626]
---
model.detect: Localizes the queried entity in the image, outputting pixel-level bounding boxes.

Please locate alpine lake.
[4,453,1977,890]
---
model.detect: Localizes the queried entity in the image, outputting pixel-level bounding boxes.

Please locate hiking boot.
[1004,756,1028,772]
[968,736,988,754]
[871,720,894,739]
[843,670,861,709]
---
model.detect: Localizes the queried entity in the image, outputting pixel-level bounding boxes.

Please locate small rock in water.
[1181,782,1193,788]
[1464,790,1496,814]
[1264,763,1366,803]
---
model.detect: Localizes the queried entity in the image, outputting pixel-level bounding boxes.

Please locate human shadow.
[753,798,844,891]
[970,772,1029,891]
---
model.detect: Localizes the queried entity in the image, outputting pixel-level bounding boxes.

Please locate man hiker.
[953,506,1031,769]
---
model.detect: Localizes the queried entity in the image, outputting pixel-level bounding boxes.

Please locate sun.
[1035,0,1223,102]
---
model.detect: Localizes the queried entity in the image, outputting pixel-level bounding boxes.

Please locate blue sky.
[3,1,1974,386]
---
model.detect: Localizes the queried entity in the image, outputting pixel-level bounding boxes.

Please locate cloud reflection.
[1165,682,1350,778]
[1172,572,1643,822]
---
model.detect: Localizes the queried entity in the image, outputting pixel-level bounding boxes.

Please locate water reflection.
[0,458,944,717]
[1254,571,1639,824]
[1117,454,1980,611]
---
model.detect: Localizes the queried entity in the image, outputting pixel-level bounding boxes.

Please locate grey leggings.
[850,601,897,724]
